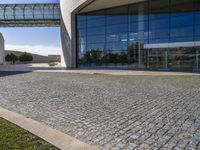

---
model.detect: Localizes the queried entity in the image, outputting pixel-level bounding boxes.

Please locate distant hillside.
[5,50,48,63]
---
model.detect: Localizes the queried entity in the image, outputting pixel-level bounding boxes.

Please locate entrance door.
[148,49,168,70]
[168,47,195,71]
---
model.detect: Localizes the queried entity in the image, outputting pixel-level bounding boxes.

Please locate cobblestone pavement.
[0,72,200,150]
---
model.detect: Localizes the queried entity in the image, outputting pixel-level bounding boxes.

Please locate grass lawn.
[0,118,58,150]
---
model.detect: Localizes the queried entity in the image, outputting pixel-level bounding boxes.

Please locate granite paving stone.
[0,72,200,150]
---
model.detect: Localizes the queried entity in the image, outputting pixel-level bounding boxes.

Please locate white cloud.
[5,44,61,56]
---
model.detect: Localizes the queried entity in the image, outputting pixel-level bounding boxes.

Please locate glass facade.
[77,0,200,71]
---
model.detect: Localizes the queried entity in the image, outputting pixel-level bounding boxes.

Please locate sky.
[0,0,61,56]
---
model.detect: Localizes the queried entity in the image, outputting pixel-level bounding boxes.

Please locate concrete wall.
[0,33,4,64]
[60,0,142,68]
[60,0,92,68]
[5,50,48,64]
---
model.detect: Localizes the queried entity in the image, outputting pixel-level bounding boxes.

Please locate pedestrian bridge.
[0,3,60,27]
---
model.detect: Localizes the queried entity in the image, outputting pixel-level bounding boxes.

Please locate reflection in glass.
[168,48,195,71]
[77,0,200,71]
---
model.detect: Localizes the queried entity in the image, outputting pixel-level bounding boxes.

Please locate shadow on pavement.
[0,71,32,77]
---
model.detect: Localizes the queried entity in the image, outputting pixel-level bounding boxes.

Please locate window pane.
[107,24,127,34]
[15,5,24,19]
[107,33,127,42]
[149,28,169,39]
[106,41,128,51]
[77,28,86,37]
[5,6,14,19]
[24,5,34,19]
[170,27,193,38]
[130,21,148,32]
[87,26,105,35]
[195,12,200,25]
[87,35,105,44]
[107,16,127,25]
[170,14,193,27]
[87,18,105,27]
[87,43,105,51]
[77,20,86,29]
[149,18,169,30]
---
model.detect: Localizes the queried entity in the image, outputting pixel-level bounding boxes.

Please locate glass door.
[148,48,168,70]
[168,47,195,71]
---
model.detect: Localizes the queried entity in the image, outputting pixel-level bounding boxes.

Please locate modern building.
[0,1,199,71]
[0,33,4,64]
[60,0,200,71]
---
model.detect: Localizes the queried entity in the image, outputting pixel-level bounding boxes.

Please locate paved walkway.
[0,72,200,149]
[0,64,199,76]
[49,69,200,76]
[0,63,65,71]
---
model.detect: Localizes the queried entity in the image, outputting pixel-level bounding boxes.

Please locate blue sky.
[0,0,61,56]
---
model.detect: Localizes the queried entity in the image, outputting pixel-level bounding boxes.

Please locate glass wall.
[77,0,200,71]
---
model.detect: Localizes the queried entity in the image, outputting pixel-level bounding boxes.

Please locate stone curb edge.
[0,69,200,76]
[0,107,97,150]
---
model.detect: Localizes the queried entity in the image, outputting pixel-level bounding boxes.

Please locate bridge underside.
[0,20,60,27]
[0,3,60,27]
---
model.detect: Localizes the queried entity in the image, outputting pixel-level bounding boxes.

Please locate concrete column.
[60,0,91,68]
[60,18,76,68]
[60,0,75,68]
[0,33,4,65]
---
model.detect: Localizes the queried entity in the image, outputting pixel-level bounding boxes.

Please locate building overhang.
[78,0,147,13]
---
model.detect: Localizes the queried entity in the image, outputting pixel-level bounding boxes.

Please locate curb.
[0,107,97,150]
[0,69,200,76]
